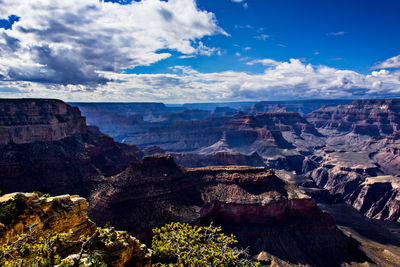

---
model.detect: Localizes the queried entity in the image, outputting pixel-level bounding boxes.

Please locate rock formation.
[248,99,352,115]
[0,99,87,145]
[1,98,400,265]
[301,99,400,222]
[0,99,141,197]
[346,176,400,222]
[306,99,400,136]
[124,109,322,156]
[0,193,95,244]
[89,155,370,266]
[169,151,266,168]
[0,192,151,267]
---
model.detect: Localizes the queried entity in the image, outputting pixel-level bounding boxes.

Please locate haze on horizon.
[0,0,400,103]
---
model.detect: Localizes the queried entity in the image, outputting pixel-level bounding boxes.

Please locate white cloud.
[1,1,399,103]
[178,55,196,59]
[326,31,346,36]
[6,58,400,103]
[372,55,400,69]
[247,58,280,66]
[243,46,251,51]
[231,0,243,2]
[0,0,226,86]
[254,34,269,40]
[234,24,253,29]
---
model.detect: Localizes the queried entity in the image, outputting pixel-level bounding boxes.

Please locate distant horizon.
[4,96,400,105]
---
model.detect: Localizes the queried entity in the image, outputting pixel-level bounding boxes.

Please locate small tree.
[151,222,259,267]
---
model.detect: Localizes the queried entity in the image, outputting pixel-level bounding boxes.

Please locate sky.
[0,0,400,103]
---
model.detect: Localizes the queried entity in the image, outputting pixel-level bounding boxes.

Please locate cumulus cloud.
[0,0,226,87]
[10,58,398,103]
[88,59,400,102]
[372,54,400,69]
[1,0,399,103]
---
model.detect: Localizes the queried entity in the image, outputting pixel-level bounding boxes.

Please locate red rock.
[306,99,400,136]
[0,99,87,144]
[0,99,141,197]
[89,155,366,266]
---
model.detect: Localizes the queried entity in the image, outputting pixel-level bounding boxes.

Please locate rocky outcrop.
[89,156,369,266]
[0,193,95,243]
[0,192,151,267]
[125,110,322,157]
[0,99,87,145]
[146,150,266,168]
[161,107,237,122]
[306,99,400,136]
[346,176,400,222]
[0,100,141,197]
[248,99,352,115]
[72,102,177,122]
[303,148,400,222]
[183,151,265,167]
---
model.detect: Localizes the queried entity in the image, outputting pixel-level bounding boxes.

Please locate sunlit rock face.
[0,99,87,145]
[0,99,141,197]
[306,99,400,136]
[0,192,152,267]
[302,99,400,222]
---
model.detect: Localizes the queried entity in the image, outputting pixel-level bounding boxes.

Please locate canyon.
[74,99,400,224]
[89,155,372,266]
[1,98,400,266]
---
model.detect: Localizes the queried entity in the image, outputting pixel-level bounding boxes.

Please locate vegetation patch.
[0,193,27,226]
[152,222,260,267]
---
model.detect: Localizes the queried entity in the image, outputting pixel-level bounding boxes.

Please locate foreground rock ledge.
[0,192,151,267]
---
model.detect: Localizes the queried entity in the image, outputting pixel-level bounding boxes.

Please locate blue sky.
[0,0,400,102]
[133,0,400,75]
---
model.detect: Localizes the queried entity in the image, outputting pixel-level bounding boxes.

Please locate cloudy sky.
[0,0,400,103]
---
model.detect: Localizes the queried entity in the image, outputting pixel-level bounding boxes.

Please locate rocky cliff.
[346,176,400,222]
[0,192,151,266]
[89,155,370,266]
[0,99,87,145]
[0,99,141,197]
[170,151,266,168]
[306,99,400,136]
[299,100,400,222]
[248,99,352,115]
[124,110,322,158]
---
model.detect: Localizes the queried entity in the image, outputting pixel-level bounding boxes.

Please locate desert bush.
[151,222,259,267]
[0,193,27,225]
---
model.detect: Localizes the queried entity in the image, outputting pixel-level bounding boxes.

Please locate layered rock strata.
[0,99,87,145]
[0,192,151,267]
[89,156,369,266]
[0,99,141,197]
[306,99,400,136]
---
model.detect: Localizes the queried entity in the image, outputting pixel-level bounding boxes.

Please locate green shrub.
[0,193,27,225]
[151,222,260,267]
[33,191,50,198]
